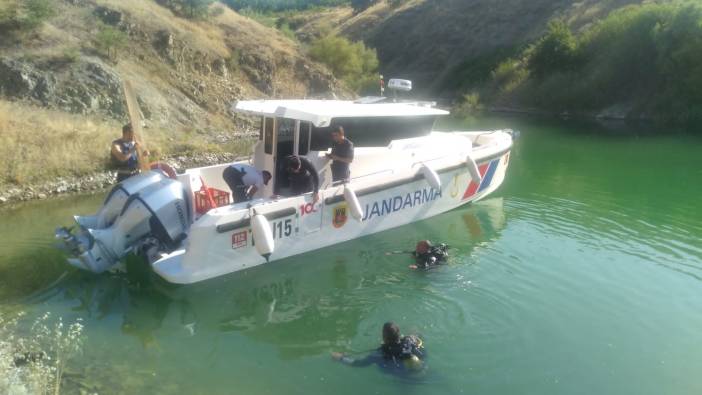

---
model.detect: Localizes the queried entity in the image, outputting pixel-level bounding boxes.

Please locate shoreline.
[0,152,246,207]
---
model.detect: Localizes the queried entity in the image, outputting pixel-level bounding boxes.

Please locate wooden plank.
[123,80,150,171]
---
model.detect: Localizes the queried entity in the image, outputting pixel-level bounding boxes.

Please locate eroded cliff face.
[0,0,344,134]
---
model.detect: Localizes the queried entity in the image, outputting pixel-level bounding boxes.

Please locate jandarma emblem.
[332,203,348,228]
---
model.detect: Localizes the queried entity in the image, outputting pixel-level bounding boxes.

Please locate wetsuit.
[339,335,425,371]
[112,138,138,182]
[286,156,320,196]
[412,244,449,269]
[330,138,354,183]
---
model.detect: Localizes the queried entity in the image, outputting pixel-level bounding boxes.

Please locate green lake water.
[1,116,701,394]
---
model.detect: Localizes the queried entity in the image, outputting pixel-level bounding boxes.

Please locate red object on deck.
[194,177,230,214]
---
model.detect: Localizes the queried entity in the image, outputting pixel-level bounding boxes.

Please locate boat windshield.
[310,116,437,149]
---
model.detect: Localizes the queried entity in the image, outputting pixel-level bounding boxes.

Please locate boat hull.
[152,149,511,284]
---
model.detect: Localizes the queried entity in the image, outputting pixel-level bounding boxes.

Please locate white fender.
[251,213,274,261]
[466,155,482,184]
[420,164,442,191]
[344,185,364,222]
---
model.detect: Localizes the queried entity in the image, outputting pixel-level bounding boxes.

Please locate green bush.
[351,0,377,13]
[309,35,379,92]
[454,91,484,115]
[491,58,528,94]
[277,22,297,40]
[94,24,128,60]
[237,7,277,27]
[477,2,702,124]
[0,0,55,33]
[157,0,215,19]
[526,20,578,80]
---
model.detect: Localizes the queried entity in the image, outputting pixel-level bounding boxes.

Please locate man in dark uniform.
[284,155,320,203]
[325,126,354,183]
[111,123,148,182]
[331,322,425,372]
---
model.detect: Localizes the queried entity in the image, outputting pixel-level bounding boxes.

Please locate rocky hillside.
[0,0,345,189]
[294,0,646,97]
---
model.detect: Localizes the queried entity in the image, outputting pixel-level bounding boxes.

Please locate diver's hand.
[409,264,418,270]
[331,352,344,361]
[313,192,320,204]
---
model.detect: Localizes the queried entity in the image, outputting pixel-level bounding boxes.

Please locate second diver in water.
[386,240,450,270]
[411,240,449,270]
[331,322,425,372]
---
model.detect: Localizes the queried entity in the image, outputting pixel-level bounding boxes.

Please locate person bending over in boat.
[331,322,425,373]
[325,126,354,183]
[222,164,272,202]
[284,155,320,203]
[111,123,148,182]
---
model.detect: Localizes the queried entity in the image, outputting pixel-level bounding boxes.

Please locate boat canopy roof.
[232,99,449,127]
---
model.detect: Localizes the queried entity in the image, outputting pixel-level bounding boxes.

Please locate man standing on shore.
[326,126,354,183]
[111,123,148,182]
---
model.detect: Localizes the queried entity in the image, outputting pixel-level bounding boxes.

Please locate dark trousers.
[331,164,350,183]
[223,167,248,202]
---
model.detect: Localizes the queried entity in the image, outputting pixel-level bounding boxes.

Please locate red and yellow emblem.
[332,203,348,228]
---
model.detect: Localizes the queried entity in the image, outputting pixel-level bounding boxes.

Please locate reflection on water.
[28,199,507,364]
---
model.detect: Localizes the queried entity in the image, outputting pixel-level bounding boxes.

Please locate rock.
[38,193,47,199]
[93,6,124,26]
[154,30,176,62]
[0,57,125,118]
[0,58,41,98]
[0,196,7,204]
[212,59,228,79]
[239,53,275,95]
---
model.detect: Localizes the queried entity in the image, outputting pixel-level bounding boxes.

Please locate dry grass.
[95,0,231,57]
[0,100,119,185]
[0,100,237,186]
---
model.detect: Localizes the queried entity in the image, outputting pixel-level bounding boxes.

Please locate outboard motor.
[74,171,166,229]
[59,178,190,273]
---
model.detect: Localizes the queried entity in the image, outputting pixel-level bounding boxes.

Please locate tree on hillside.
[182,0,215,18]
[351,0,377,14]
[309,35,378,92]
[156,0,215,19]
[95,24,128,61]
[527,20,578,79]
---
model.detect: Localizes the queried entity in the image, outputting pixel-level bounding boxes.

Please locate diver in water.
[386,240,450,270]
[331,322,425,372]
[411,240,449,270]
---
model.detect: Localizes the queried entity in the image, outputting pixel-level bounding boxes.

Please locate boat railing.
[348,168,395,183]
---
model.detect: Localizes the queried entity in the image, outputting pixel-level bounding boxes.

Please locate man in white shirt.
[222,164,272,202]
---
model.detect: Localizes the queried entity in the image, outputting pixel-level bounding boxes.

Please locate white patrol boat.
[56,95,513,284]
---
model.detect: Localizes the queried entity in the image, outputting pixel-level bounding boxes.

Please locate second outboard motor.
[74,171,166,229]
[67,178,190,273]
